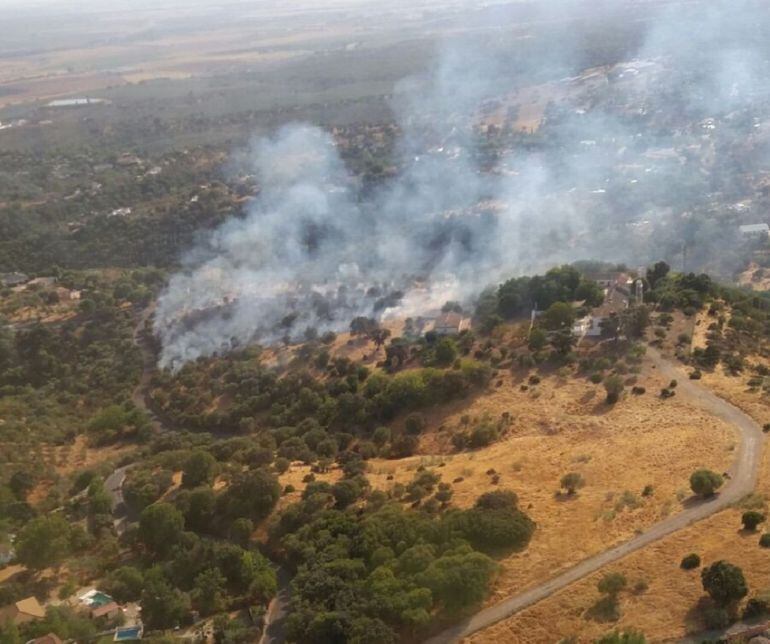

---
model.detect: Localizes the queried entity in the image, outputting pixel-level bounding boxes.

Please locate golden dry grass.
[280,355,736,614]
[467,340,770,643]
[467,506,770,644]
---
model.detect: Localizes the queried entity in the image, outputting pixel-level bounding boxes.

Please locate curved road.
[427,347,764,643]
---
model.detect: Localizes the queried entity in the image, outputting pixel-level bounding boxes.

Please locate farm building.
[739,223,769,238]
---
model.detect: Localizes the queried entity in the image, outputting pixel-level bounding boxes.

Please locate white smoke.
[155,0,770,369]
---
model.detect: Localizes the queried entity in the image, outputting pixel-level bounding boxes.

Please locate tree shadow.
[554,491,580,502]
[584,595,620,623]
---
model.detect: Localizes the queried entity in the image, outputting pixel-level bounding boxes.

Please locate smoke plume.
[155,0,770,369]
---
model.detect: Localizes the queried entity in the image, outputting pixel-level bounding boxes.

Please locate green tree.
[434,338,458,366]
[597,572,627,597]
[417,547,496,611]
[182,450,217,488]
[218,469,281,522]
[701,560,748,605]
[140,568,190,629]
[15,515,72,569]
[192,567,227,616]
[541,302,576,331]
[528,327,547,352]
[104,566,144,603]
[560,472,585,495]
[742,511,766,531]
[689,469,723,497]
[138,503,184,556]
[603,375,624,404]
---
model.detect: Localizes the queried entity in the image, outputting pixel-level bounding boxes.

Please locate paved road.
[426,347,764,643]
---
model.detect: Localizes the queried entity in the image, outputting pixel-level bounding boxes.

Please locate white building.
[739,223,769,239]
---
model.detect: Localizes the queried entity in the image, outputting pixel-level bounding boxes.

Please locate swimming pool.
[89,591,114,607]
[114,625,142,641]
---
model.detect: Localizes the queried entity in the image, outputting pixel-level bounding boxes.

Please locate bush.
[590,372,603,384]
[701,560,747,605]
[690,469,724,497]
[604,375,624,404]
[742,511,766,531]
[680,553,701,570]
[274,457,290,474]
[405,413,427,436]
[597,572,627,597]
[760,534,770,548]
[560,472,585,495]
[631,386,646,396]
[743,597,770,620]
[469,422,498,448]
[689,370,702,380]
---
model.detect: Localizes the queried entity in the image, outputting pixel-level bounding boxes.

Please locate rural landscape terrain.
[1,1,770,643]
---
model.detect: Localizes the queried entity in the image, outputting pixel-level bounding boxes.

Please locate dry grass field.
[278,351,736,617]
[463,318,770,643]
[467,505,770,643]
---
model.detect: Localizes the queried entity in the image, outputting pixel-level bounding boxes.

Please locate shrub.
[590,372,603,384]
[690,370,702,380]
[641,485,654,497]
[743,597,770,620]
[560,472,585,495]
[742,511,766,531]
[701,561,748,605]
[760,534,770,548]
[631,386,646,396]
[690,469,724,497]
[405,413,426,436]
[604,375,624,404]
[469,422,498,448]
[597,572,627,597]
[274,457,290,474]
[680,553,701,570]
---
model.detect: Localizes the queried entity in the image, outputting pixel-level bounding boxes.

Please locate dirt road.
[426,347,764,643]
[258,566,292,644]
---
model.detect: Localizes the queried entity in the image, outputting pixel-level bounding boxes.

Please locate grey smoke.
[155,0,770,369]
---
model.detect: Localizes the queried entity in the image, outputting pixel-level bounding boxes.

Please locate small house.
[27,633,63,644]
[0,596,45,625]
[739,223,769,239]
[432,312,471,336]
[91,600,121,621]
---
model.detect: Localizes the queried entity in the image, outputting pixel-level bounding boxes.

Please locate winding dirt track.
[426,347,764,644]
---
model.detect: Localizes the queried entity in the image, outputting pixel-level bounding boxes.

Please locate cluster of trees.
[151,349,491,462]
[0,271,156,530]
[270,482,535,643]
[477,265,604,329]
